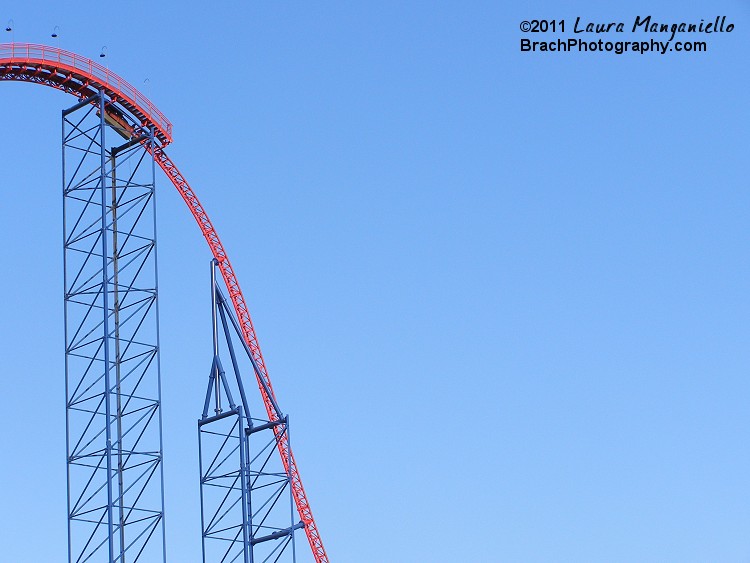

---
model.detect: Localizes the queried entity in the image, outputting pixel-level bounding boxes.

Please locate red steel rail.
[0,43,328,563]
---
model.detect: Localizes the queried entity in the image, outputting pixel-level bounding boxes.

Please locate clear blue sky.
[0,1,749,561]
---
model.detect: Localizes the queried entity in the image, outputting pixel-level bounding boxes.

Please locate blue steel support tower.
[63,90,166,562]
[199,260,302,563]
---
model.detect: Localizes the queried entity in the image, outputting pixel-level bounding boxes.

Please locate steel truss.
[199,261,302,563]
[63,91,166,562]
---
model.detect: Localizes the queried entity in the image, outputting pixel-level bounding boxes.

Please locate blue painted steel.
[150,125,169,563]
[199,261,300,562]
[63,93,166,562]
[99,88,116,563]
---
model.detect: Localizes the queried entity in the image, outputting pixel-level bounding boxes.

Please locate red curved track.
[0,43,328,563]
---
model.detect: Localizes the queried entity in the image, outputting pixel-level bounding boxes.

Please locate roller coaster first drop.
[0,43,329,563]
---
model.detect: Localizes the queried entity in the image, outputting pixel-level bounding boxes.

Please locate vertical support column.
[63,95,166,562]
[98,90,117,563]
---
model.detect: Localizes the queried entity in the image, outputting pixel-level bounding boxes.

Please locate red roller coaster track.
[0,43,328,563]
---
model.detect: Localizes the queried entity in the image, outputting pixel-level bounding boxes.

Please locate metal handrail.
[0,43,172,142]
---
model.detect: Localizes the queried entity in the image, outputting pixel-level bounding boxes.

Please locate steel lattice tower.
[63,91,166,562]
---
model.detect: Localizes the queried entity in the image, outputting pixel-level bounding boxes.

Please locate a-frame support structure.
[199,260,302,563]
